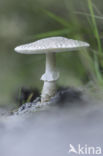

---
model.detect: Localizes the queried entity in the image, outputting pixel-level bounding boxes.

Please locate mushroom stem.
[46,53,56,74]
[41,53,59,103]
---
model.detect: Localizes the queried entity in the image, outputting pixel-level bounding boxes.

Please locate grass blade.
[42,10,70,27]
[87,0,103,83]
[74,11,103,20]
[87,0,102,55]
[33,29,71,39]
[24,29,72,42]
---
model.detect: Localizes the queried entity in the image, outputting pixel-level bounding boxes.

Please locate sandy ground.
[0,97,103,156]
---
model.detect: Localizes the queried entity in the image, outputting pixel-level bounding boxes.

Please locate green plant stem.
[87,0,103,83]
[88,0,102,55]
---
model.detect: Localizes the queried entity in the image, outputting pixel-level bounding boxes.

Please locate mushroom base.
[41,81,56,103]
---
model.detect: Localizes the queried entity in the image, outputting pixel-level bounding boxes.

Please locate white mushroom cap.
[14,36,89,54]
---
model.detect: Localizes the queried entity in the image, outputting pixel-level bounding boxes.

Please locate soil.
[0,86,103,156]
[13,86,85,115]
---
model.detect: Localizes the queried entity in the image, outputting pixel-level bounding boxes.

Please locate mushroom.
[14,36,89,103]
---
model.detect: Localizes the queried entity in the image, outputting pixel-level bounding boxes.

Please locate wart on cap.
[14,36,90,103]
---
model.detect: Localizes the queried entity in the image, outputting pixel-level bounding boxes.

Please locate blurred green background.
[0,0,103,107]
